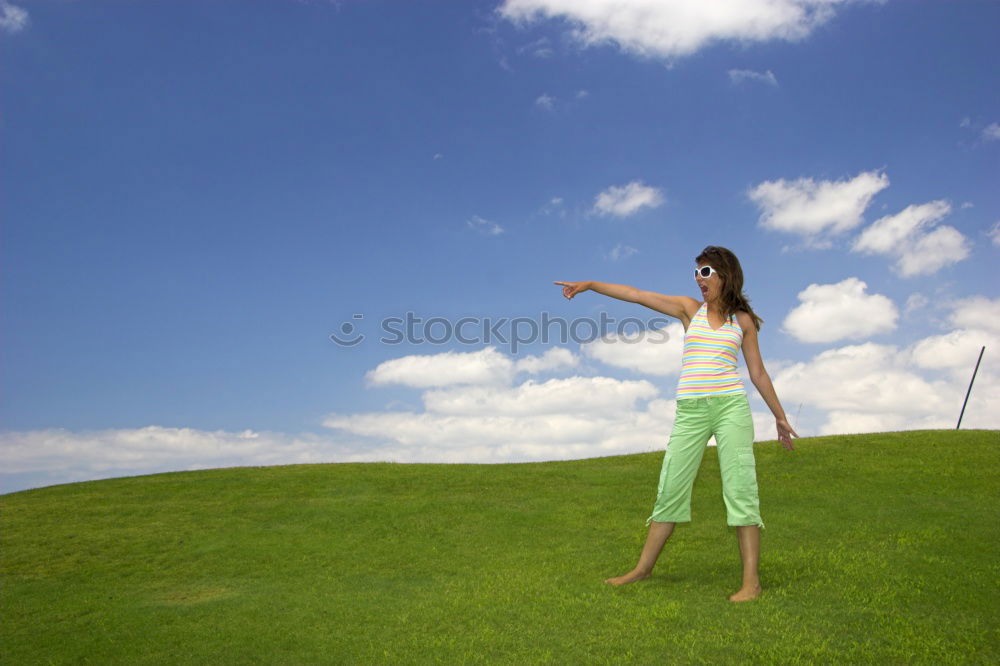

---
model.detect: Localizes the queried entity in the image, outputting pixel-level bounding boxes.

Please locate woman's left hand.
[776,418,798,451]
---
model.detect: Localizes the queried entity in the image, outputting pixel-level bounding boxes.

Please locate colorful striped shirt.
[676,302,746,400]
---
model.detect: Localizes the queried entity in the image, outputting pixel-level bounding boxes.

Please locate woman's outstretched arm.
[737,311,799,451]
[554,281,699,322]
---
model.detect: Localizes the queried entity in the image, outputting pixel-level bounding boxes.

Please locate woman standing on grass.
[555,245,797,603]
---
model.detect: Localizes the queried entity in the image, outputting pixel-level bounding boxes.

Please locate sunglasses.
[695,265,719,279]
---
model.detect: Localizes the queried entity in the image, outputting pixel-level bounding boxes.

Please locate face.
[695,263,723,302]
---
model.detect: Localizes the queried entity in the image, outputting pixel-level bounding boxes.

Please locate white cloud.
[580,322,684,376]
[728,68,778,86]
[0,426,341,486]
[959,118,1000,144]
[365,345,581,389]
[853,200,950,253]
[608,243,638,261]
[773,343,955,424]
[325,355,682,462]
[6,319,999,493]
[321,404,675,463]
[514,346,579,374]
[949,296,1000,335]
[498,0,863,61]
[895,225,970,277]
[814,411,911,435]
[0,1,28,34]
[1,347,629,492]
[909,328,996,372]
[421,376,658,416]
[903,292,928,317]
[751,409,783,442]
[987,221,1000,248]
[366,346,517,388]
[904,300,1000,420]
[852,201,970,277]
[576,89,590,99]
[467,215,505,235]
[535,93,556,110]
[782,278,898,343]
[518,36,554,58]
[539,196,566,218]
[774,328,1000,436]
[593,181,665,217]
[748,169,889,245]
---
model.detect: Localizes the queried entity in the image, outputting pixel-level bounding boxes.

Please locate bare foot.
[728,583,762,602]
[604,569,651,586]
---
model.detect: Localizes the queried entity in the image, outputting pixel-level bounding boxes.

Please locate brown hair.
[695,246,763,331]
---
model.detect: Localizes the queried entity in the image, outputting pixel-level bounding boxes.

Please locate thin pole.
[956,346,986,430]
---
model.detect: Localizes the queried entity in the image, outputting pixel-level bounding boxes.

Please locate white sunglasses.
[695,265,719,279]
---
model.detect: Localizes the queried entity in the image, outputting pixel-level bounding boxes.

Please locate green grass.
[2,430,998,664]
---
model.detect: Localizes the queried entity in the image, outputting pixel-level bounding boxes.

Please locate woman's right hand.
[554,281,590,300]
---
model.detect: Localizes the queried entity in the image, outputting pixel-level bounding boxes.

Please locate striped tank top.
[675,302,746,400]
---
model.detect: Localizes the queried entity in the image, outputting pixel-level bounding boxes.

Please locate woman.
[555,246,797,602]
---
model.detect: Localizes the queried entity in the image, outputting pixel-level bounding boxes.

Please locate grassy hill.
[2,430,998,664]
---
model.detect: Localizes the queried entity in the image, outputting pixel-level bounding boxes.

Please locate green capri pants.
[646,393,765,529]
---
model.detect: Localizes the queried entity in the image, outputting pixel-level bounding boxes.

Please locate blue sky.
[2,0,998,493]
